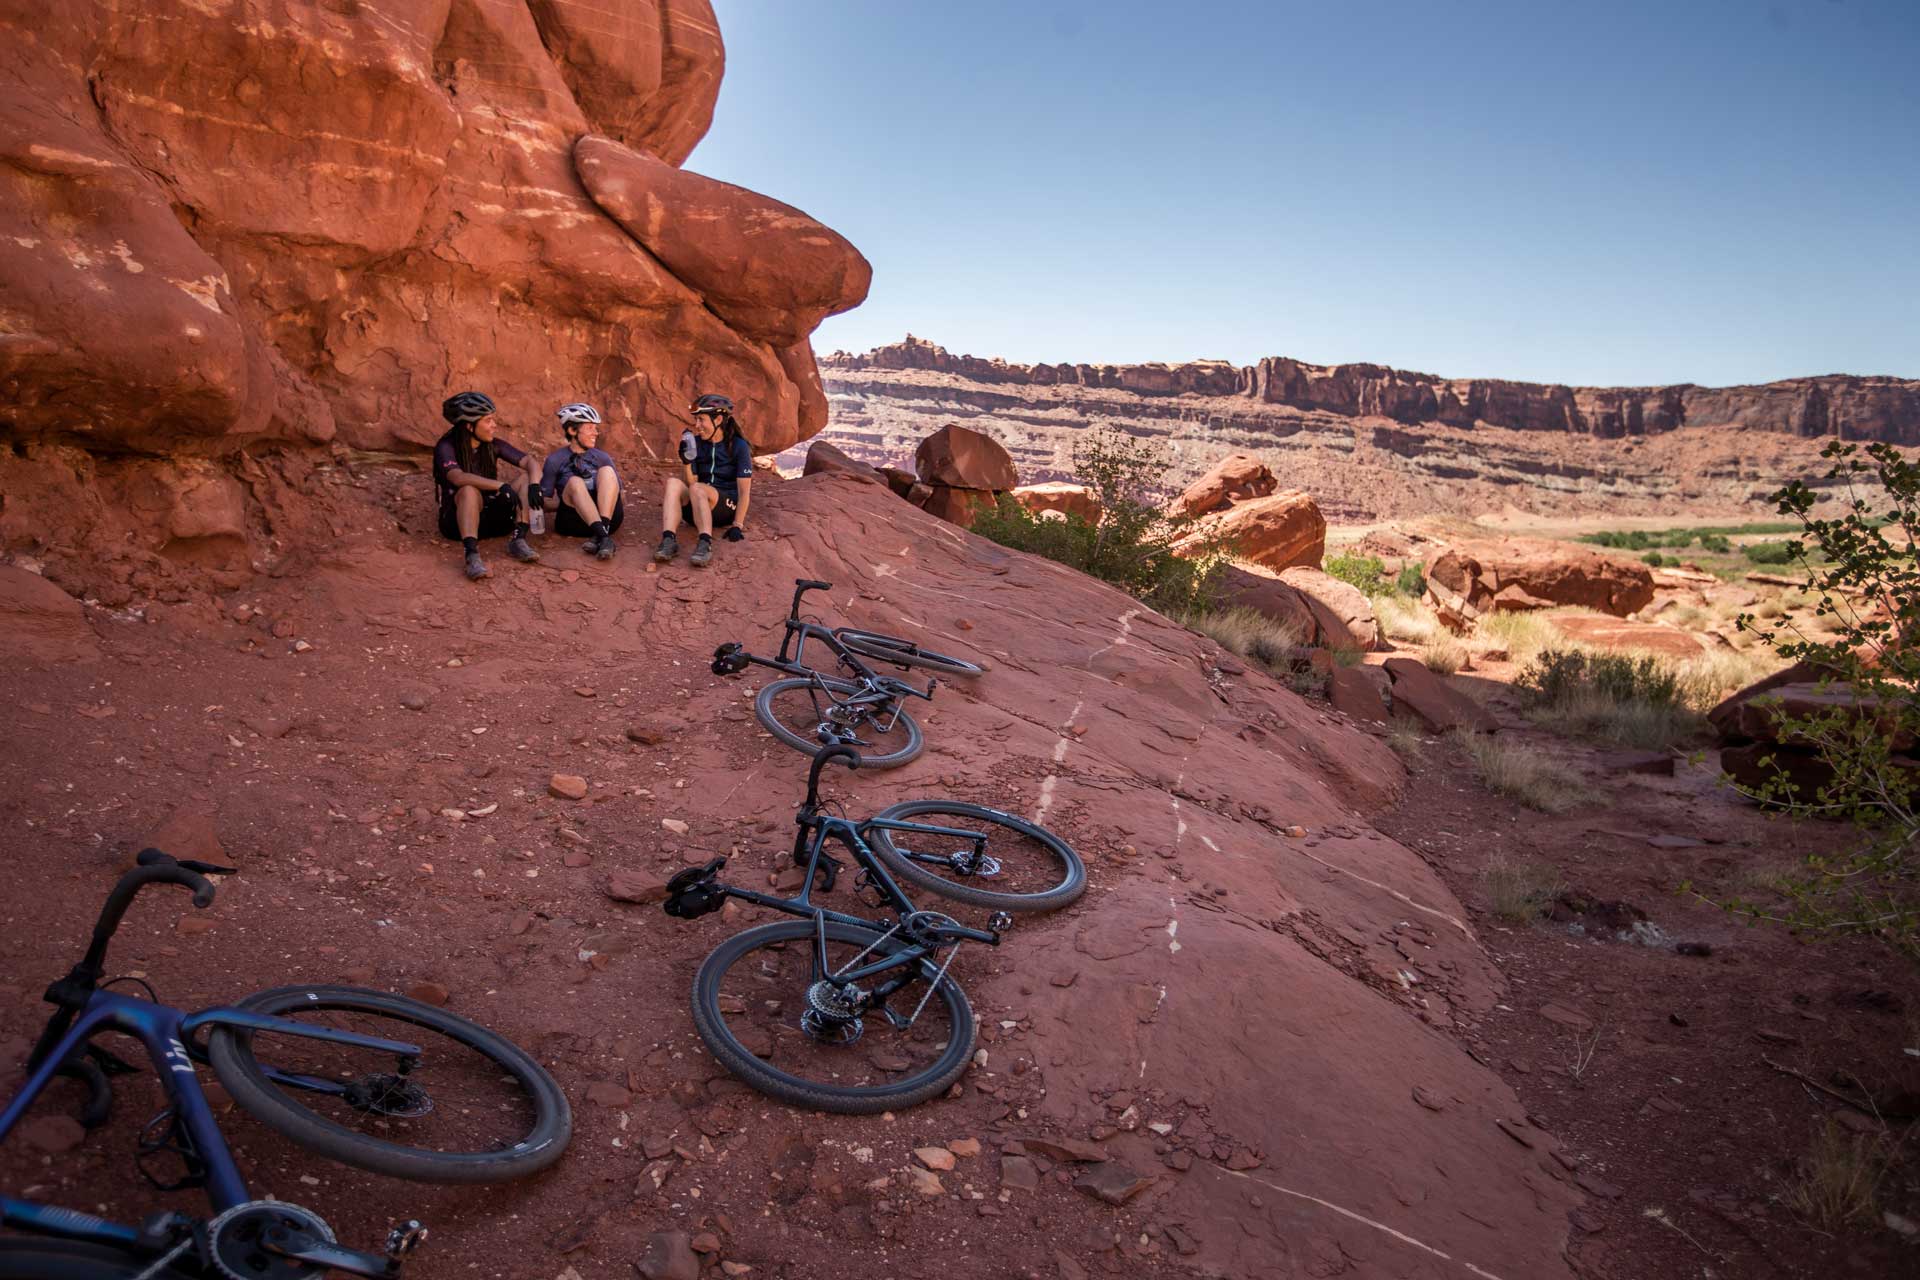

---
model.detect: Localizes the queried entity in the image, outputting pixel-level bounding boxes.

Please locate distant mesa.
[824,336,1920,444]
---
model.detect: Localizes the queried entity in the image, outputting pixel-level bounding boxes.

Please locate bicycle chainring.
[801,981,865,1044]
[206,1202,336,1280]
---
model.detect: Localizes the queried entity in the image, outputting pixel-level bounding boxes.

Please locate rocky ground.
[2,467,1914,1280]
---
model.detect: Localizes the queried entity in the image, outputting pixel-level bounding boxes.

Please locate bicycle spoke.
[885,809,1068,899]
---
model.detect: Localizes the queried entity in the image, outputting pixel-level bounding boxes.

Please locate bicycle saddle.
[711,642,750,676]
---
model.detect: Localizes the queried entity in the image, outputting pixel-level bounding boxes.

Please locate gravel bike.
[661,747,1083,1112]
[711,578,984,769]
[0,850,571,1278]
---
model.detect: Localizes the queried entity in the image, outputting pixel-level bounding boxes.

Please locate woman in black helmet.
[655,393,753,569]
[432,391,540,581]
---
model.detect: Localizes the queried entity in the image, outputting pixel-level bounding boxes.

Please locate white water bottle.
[529,502,545,536]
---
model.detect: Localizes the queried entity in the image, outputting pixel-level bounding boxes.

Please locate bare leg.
[690,483,716,537]
[505,472,532,522]
[564,476,598,527]
[661,477,688,533]
[455,485,482,537]
[594,467,620,519]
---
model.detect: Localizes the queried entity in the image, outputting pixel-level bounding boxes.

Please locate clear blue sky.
[693,0,1918,387]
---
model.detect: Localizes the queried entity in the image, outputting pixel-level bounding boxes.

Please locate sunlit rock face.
[0,0,870,459]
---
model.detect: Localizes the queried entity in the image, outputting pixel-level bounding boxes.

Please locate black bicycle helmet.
[690,393,733,417]
[442,391,496,425]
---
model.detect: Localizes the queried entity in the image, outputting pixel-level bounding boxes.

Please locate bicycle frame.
[0,988,420,1239]
[716,813,1000,1001]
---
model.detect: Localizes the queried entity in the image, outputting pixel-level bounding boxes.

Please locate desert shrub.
[1642,550,1672,567]
[1453,731,1583,813]
[1395,563,1427,596]
[1711,440,1920,951]
[1743,539,1798,565]
[1180,605,1308,670]
[972,427,1222,612]
[1385,716,1428,760]
[1475,609,1555,662]
[1482,855,1566,923]
[1323,552,1394,597]
[1699,532,1732,553]
[1516,648,1702,749]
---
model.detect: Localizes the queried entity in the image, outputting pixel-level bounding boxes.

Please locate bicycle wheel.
[754,676,924,769]
[835,630,986,679]
[690,919,975,1113]
[870,801,1086,912]
[207,985,571,1184]
[0,1241,198,1279]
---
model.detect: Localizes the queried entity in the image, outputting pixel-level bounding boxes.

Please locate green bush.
[970,427,1222,612]
[1699,533,1731,554]
[1519,649,1681,710]
[1323,552,1394,597]
[1743,540,1799,565]
[1642,551,1671,567]
[1395,563,1428,596]
[1712,440,1920,952]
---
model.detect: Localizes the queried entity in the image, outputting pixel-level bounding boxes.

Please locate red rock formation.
[802,441,886,486]
[1178,491,1326,573]
[1175,453,1279,516]
[915,423,1019,491]
[0,0,867,486]
[1013,482,1102,523]
[826,338,1920,444]
[1425,539,1655,617]
[1548,614,1706,659]
[1278,566,1381,651]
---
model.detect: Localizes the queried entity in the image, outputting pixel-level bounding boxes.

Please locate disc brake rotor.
[343,1072,433,1118]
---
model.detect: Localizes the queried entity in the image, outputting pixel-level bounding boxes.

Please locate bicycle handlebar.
[804,746,862,807]
[789,578,832,620]
[81,850,231,971]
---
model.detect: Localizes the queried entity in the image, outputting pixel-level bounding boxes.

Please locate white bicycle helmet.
[556,402,601,432]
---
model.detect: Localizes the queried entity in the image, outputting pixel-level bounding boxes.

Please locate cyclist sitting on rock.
[433,392,540,581]
[655,393,753,569]
[538,402,623,560]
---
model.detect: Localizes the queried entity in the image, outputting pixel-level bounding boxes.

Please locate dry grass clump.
[1181,605,1309,670]
[1422,634,1468,674]
[1785,1122,1889,1230]
[1474,609,1557,663]
[1374,594,1446,647]
[1385,716,1429,760]
[1515,647,1780,750]
[1452,731,1584,813]
[1482,854,1565,923]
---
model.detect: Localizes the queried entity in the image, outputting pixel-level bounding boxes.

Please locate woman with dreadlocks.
[432,391,541,581]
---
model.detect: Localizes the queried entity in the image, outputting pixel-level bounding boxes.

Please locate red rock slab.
[801,441,886,486]
[1278,567,1381,651]
[914,423,1019,491]
[1174,452,1277,516]
[1383,658,1499,733]
[0,567,99,664]
[1548,614,1705,659]
[1013,482,1102,523]
[1214,565,1317,645]
[575,134,872,349]
[1328,665,1389,723]
[1177,490,1326,573]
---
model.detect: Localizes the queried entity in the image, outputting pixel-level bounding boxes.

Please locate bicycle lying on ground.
[711,578,984,769]
[661,747,1084,1112]
[0,850,571,1278]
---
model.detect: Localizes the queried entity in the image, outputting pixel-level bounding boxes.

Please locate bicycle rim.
[871,801,1086,911]
[755,676,923,767]
[692,920,974,1112]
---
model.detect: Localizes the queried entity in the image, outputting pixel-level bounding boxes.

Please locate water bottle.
[529,499,545,536]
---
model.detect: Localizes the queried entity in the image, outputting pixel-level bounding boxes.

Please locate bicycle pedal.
[386,1220,429,1260]
[663,857,728,920]
[710,642,749,676]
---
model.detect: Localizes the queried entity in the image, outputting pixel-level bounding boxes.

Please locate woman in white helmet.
[537,402,623,560]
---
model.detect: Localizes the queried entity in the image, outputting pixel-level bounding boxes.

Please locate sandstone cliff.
[827,337,1920,444]
[0,1,869,463]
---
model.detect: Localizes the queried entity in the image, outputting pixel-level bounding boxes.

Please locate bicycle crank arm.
[263,1225,420,1278]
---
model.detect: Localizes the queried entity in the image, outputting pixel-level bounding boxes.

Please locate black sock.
[462,536,478,554]
[513,521,529,539]
[663,529,676,539]
[698,531,711,541]
[592,519,610,538]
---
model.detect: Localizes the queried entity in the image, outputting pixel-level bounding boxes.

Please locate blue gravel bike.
[0,851,571,1278]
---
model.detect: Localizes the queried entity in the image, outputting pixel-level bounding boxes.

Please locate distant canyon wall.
[824,337,1920,445]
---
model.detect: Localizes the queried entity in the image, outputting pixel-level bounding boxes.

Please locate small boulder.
[915,423,1017,491]
[1175,452,1278,517]
[802,440,886,486]
[1175,490,1325,573]
[1278,566,1380,650]
[548,774,588,801]
[1383,658,1498,734]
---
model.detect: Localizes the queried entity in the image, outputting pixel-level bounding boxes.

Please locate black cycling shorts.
[439,486,519,541]
[556,496,625,537]
[682,495,737,529]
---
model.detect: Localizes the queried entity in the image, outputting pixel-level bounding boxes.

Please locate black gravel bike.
[712,579,984,769]
[0,851,571,1279]
[661,747,1083,1112]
